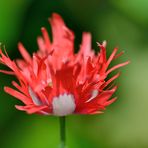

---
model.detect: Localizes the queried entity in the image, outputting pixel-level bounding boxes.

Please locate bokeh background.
[0,0,148,148]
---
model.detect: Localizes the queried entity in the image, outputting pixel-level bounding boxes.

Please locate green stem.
[59,116,66,148]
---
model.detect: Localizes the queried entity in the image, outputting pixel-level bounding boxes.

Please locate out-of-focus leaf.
[0,0,33,49]
[111,0,148,26]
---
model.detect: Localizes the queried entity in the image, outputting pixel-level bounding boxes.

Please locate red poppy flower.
[0,13,129,116]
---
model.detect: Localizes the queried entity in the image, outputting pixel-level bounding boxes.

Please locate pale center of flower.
[52,93,76,116]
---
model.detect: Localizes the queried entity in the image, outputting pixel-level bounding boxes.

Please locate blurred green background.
[0,0,148,148]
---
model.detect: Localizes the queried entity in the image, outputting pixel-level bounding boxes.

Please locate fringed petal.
[0,70,14,75]
[4,87,32,104]
[106,48,118,67]
[15,104,48,114]
[101,72,121,89]
[106,61,130,75]
[80,32,92,56]
[18,42,32,64]
[41,27,51,51]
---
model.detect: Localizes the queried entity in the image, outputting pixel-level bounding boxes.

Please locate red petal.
[103,97,117,106]
[12,81,22,90]
[41,27,51,51]
[15,105,48,114]
[0,70,14,75]
[97,86,117,105]
[113,51,124,60]
[49,13,74,51]
[18,42,32,64]
[101,72,121,89]
[97,42,107,63]
[106,48,118,67]
[4,87,31,104]
[106,61,130,75]
[80,32,92,56]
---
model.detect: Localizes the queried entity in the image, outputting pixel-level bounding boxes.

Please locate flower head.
[0,13,129,116]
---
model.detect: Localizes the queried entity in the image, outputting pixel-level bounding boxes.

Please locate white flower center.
[52,93,76,116]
